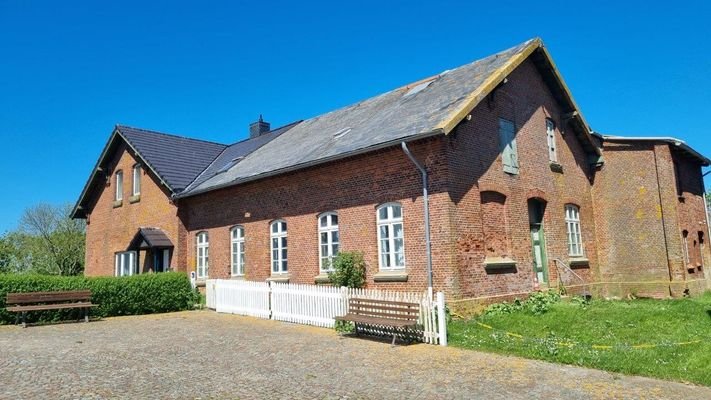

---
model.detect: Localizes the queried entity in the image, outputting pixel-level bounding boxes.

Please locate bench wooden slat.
[348,298,419,307]
[335,314,418,327]
[349,304,420,315]
[7,290,92,305]
[346,309,418,320]
[7,302,98,312]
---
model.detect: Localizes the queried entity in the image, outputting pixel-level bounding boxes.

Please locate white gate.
[205,279,447,346]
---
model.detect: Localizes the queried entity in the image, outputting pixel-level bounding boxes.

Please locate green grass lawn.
[449,292,711,386]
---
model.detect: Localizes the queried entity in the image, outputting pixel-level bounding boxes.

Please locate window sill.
[129,194,141,204]
[195,280,206,288]
[484,257,517,271]
[373,271,408,282]
[568,257,590,268]
[112,200,123,208]
[314,273,332,284]
[267,274,290,283]
[549,162,564,173]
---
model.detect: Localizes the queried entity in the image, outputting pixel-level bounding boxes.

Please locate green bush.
[0,272,199,324]
[484,290,562,316]
[328,251,366,289]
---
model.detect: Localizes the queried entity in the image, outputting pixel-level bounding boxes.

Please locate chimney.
[249,115,270,138]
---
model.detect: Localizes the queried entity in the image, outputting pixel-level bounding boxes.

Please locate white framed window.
[115,170,123,201]
[270,220,287,274]
[115,251,137,276]
[231,226,245,276]
[546,118,557,162]
[318,213,340,272]
[196,232,209,279]
[565,205,584,257]
[377,203,405,270]
[132,164,141,196]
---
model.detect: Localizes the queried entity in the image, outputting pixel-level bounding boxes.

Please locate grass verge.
[449,292,711,386]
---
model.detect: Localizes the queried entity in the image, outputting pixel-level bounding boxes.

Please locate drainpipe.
[703,170,711,260]
[652,146,674,295]
[401,141,433,297]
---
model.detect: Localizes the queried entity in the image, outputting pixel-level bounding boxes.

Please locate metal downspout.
[652,146,674,295]
[401,141,433,296]
[703,170,711,272]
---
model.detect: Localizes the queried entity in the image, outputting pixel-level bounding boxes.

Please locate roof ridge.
[115,124,228,147]
[224,120,303,146]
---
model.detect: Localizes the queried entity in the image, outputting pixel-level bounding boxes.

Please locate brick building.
[72,38,711,300]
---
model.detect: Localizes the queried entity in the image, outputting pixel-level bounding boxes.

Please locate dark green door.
[528,199,548,285]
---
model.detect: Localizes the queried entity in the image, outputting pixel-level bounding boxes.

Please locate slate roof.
[178,38,545,197]
[71,123,299,218]
[117,125,227,192]
[184,121,302,192]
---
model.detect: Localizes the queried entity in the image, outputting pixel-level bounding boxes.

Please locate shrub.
[328,251,366,289]
[483,290,562,316]
[0,272,198,324]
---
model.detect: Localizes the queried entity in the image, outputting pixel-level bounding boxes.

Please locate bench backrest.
[348,297,420,322]
[6,290,92,306]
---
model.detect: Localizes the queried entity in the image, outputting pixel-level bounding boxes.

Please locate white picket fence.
[215,280,270,319]
[206,279,447,346]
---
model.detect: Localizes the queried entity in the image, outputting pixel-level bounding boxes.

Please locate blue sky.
[1,1,709,232]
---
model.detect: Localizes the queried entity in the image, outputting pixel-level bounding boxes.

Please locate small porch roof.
[129,228,174,250]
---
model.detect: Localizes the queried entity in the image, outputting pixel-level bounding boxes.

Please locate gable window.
[565,205,584,257]
[196,232,209,279]
[115,171,124,201]
[546,118,557,163]
[230,226,245,276]
[115,251,137,276]
[132,164,141,196]
[270,220,287,274]
[498,118,519,174]
[377,203,405,270]
[318,213,340,272]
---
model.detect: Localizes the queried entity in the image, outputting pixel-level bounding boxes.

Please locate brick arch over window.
[526,188,548,203]
[480,191,510,258]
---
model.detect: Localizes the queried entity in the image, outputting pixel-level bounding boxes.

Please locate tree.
[16,203,86,275]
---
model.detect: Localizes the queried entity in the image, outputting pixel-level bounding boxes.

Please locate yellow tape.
[506,332,523,339]
[476,322,494,330]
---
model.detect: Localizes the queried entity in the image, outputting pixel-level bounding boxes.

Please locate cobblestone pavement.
[1,311,709,399]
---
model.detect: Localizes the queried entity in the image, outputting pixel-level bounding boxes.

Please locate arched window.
[230,226,245,276]
[270,220,287,274]
[196,232,209,279]
[115,170,123,201]
[318,213,339,272]
[377,203,405,270]
[132,164,141,196]
[564,205,584,257]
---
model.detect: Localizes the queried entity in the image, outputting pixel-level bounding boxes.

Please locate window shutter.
[499,118,519,174]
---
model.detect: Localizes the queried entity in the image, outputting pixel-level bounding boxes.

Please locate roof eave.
[600,135,711,166]
[433,38,601,157]
[175,128,445,199]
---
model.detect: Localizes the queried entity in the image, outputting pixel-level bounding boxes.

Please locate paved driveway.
[0,311,708,399]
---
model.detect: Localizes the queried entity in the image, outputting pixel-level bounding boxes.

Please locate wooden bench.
[6,290,98,328]
[335,297,420,345]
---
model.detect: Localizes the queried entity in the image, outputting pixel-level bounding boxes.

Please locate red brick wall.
[179,138,459,295]
[84,143,186,276]
[592,141,709,297]
[445,58,600,299]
